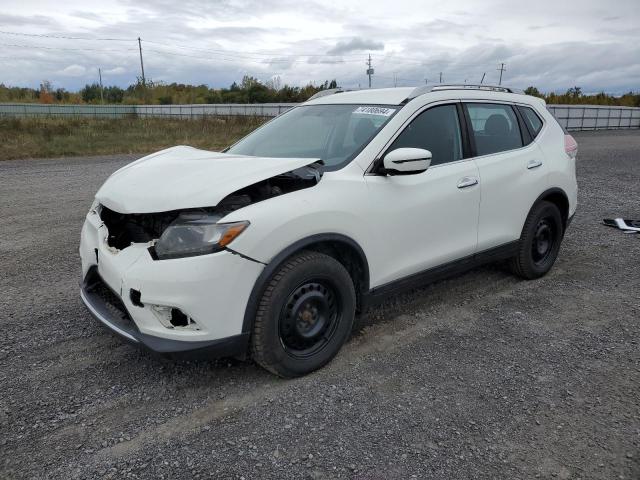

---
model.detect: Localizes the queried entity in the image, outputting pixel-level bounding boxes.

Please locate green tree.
[524,86,542,97]
[81,83,102,103]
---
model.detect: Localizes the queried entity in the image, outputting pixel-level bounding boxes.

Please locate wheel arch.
[532,187,570,231]
[241,233,370,335]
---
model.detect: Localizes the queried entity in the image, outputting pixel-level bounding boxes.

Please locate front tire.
[250,251,356,377]
[510,201,564,279]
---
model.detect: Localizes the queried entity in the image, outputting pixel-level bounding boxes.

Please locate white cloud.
[57,64,87,77]
[0,0,638,93]
[103,66,126,75]
[327,37,384,55]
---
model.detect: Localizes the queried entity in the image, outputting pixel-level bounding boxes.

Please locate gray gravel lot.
[1,130,639,479]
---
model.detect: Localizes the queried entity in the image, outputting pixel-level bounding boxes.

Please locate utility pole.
[98,68,104,104]
[366,54,374,88]
[439,72,443,83]
[497,63,506,85]
[480,72,486,84]
[393,72,397,87]
[138,37,146,87]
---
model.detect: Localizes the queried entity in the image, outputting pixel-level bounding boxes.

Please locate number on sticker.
[353,106,396,117]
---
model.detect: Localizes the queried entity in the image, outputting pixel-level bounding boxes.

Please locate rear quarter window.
[518,106,544,138]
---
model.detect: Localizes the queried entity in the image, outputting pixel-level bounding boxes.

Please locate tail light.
[564,134,578,159]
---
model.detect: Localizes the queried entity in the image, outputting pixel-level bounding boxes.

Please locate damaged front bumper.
[79,209,264,357]
[80,269,249,357]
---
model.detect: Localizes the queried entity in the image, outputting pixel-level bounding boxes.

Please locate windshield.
[226,104,398,169]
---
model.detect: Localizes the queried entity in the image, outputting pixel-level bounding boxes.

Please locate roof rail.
[307,88,359,101]
[406,84,523,100]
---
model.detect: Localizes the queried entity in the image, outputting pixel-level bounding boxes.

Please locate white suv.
[80,85,578,377]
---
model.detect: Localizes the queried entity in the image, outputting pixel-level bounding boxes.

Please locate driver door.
[363,103,480,287]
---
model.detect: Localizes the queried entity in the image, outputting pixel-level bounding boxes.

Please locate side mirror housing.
[382,148,432,175]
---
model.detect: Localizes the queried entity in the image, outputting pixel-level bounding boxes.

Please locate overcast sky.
[1,0,638,93]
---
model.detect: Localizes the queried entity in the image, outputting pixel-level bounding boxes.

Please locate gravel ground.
[1,130,639,479]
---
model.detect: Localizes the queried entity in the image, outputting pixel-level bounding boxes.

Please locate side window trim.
[368,101,467,173]
[460,103,478,157]
[456,103,474,159]
[512,105,533,145]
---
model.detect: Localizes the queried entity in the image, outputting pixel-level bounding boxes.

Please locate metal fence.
[1,102,638,131]
[0,103,296,119]
[0,103,137,118]
[135,103,297,118]
[546,105,640,131]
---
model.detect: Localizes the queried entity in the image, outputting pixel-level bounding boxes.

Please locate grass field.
[0,116,267,160]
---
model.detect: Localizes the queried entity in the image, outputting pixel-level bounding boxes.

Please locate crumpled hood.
[96,146,319,213]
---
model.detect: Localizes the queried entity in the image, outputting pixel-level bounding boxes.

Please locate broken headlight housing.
[154,213,249,260]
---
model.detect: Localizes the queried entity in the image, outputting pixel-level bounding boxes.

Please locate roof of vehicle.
[304,85,542,107]
[304,87,414,106]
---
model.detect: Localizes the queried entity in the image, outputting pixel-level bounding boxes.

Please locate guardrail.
[1,102,638,131]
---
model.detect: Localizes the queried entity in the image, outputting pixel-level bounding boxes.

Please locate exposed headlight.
[154,213,249,260]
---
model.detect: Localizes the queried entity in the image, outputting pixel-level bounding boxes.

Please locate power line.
[0,31,372,59]
[143,42,348,62]
[141,38,370,58]
[0,42,136,52]
[143,48,357,65]
[0,30,508,71]
[0,30,518,88]
[0,30,133,41]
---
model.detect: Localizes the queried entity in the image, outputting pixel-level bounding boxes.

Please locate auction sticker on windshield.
[353,106,396,116]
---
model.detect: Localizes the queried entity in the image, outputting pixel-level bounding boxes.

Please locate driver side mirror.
[382,148,432,175]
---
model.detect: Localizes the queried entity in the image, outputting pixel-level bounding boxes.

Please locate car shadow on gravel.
[122,262,515,378]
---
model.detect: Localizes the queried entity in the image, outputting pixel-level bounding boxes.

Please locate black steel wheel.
[510,200,564,279]
[251,251,356,377]
[278,281,341,358]
[531,218,557,266]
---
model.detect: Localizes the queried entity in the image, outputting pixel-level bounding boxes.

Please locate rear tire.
[250,250,356,378]
[510,201,564,280]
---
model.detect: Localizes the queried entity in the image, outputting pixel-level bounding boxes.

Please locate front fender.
[221,169,371,265]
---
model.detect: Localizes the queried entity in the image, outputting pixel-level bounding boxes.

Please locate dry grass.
[0,116,267,160]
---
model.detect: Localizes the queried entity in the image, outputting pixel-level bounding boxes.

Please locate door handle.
[457,176,479,189]
[527,159,543,170]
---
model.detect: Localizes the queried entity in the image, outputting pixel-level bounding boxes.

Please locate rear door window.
[465,103,523,156]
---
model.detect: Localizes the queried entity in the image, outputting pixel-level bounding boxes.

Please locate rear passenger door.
[463,102,548,251]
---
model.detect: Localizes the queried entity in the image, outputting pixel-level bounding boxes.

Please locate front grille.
[84,268,134,327]
[93,281,131,322]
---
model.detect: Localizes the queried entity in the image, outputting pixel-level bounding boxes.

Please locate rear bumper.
[80,267,249,358]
